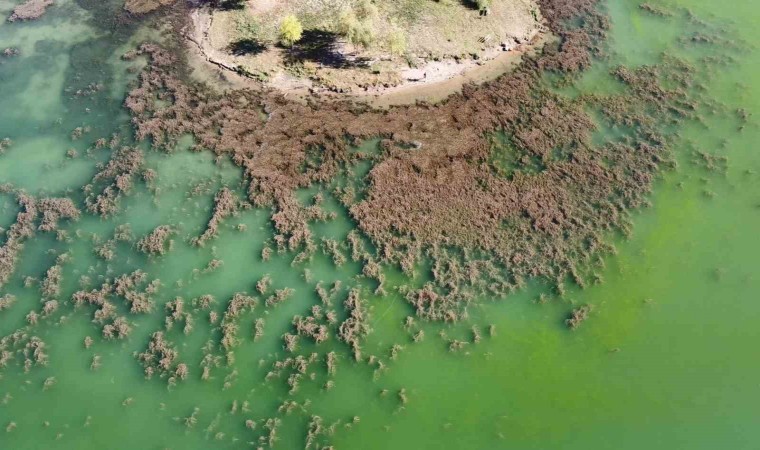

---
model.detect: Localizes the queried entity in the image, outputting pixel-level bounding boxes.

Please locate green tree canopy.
[279,15,303,47]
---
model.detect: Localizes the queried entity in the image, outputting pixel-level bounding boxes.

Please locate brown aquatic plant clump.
[126,43,606,321]
[84,147,144,217]
[256,275,272,295]
[0,138,12,153]
[115,270,159,313]
[7,0,54,22]
[114,224,135,241]
[40,300,58,318]
[639,2,674,17]
[322,238,346,267]
[72,270,159,324]
[0,192,38,288]
[103,316,132,339]
[325,351,338,376]
[293,314,330,344]
[164,297,191,332]
[566,304,592,330]
[37,198,80,232]
[71,282,116,323]
[192,187,238,246]
[337,288,371,361]
[282,333,299,352]
[0,192,78,289]
[253,317,265,342]
[40,253,69,300]
[220,292,257,350]
[0,333,48,373]
[265,288,294,308]
[192,294,215,310]
[95,240,116,261]
[266,353,319,394]
[138,331,183,381]
[40,264,63,299]
[136,225,174,256]
[0,294,15,312]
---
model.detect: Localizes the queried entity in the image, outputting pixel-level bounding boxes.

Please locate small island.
[186,0,545,102]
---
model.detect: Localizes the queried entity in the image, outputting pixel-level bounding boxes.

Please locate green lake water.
[0,0,759,449]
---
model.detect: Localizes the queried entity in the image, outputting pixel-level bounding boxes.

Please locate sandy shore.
[350,32,553,109]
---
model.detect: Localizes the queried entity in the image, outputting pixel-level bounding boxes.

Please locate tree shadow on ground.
[227,39,267,56]
[196,0,246,10]
[284,30,370,69]
[460,0,490,13]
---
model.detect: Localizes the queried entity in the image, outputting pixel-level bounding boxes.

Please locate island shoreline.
[182,3,550,108]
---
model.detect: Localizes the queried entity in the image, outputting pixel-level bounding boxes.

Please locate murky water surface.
[0,0,758,448]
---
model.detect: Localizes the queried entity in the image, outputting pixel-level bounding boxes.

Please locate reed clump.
[0,294,16,312]
[220,293,257,351]
[84,147,144,217]
[7,0,54,22]
[337,289,371,361]
[137,331,185,382]
[566,304,592,330]
[136,225,174,256]
[193,187,238,246]
[0,192,79,290]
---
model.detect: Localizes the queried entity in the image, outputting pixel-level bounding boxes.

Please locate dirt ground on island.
[185,0,546,98]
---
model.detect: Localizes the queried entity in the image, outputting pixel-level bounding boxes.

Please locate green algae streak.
[0,0,759,449]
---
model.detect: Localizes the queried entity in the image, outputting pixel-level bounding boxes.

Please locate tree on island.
[279,15,304,47]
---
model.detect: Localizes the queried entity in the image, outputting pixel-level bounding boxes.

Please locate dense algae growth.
[0,0,756,448]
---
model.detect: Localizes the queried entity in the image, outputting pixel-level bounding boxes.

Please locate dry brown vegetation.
[0,294,15,312]
[84,147,145,217]
[124,0,679,323]
[0,191,79,290]
[0,332,48,373]
[40,255,67,300]
[138,331,184,381]
[7,0,54,22]
[220,292,257,351]
[72,270,160,329]
[566,304,592,329]
[192,187,238,246]
[137,225,175,255]
[337,288,370,360]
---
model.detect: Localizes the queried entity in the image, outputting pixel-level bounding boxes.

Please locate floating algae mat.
[0,0,758,448]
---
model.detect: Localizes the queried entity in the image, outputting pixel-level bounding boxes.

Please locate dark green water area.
[0,0,758,448]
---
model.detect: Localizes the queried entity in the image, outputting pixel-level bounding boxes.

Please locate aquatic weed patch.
[123,0,730,321]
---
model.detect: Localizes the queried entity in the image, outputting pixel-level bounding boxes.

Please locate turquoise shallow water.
[0,0,759,449]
